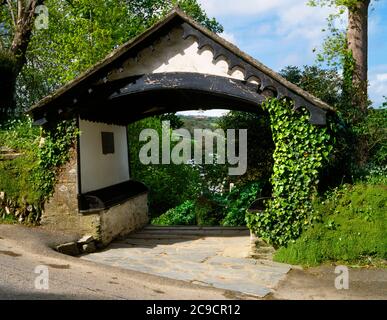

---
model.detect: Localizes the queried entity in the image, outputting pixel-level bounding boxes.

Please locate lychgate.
[29,9,334,246]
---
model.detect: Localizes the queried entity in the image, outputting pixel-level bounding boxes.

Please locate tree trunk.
[347,0,370,113]
[0,51,18,122]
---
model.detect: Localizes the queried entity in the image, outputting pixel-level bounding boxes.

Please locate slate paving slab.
[81,227,291,298]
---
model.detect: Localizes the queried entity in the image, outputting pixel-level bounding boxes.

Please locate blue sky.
[180,0,387,116]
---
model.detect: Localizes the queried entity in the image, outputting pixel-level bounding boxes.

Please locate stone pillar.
[42,144,149,246]
[42,146,101,239]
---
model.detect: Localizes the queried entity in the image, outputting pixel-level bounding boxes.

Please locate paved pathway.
[0,225,233,300]
[81,226,292,298]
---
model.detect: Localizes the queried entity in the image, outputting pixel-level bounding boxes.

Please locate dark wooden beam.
[36,72,327,126]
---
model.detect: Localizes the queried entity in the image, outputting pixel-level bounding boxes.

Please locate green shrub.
[151,181,263,227]
[274,183,387,266]
[354,103,386,166]
[0,118,43,223]
[0,214,17,224]
[138,164,202,217]
[128,117,203,217]
[151,200,196,226]
[220,181,263,227]
[216,111,274,188]
[357,164,387,185]
[195,196,224,226]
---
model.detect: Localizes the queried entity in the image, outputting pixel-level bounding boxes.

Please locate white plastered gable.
[107,27,259,84]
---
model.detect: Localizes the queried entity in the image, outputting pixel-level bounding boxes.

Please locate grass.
[0,118,43,221]
[274,183,387,267]
[0,214,17,224]
[0,119,41,196]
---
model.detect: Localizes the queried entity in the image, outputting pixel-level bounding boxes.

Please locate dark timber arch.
[31,72,327,127]
[77,72,267,125]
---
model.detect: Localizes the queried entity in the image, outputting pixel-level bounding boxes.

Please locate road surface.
[0,225,239,300]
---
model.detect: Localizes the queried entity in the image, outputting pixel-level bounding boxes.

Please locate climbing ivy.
[36,120,80,200]
[247,99,333,247]
[341,48,363,123]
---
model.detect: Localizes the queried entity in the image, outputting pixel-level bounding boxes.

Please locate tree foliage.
[127,116,203,217]
[1,0,223,116]
[308,0,377,165]
[308,0,372,112]
[0,0,44,121]
[280,66,342,108]
[128,0,223,33]
[216,111,274,191]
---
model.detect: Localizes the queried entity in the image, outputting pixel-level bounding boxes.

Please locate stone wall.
[99,193,149,245]
[42,145,149,245]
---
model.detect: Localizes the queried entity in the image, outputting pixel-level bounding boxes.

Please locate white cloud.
[177,110,229,117]
[199,0,337,68]
[199,0,334,24]
[376,73,387,82]
[273,3,334,48]
[220,32,237,45]
[369,66,387,107]
[199,0,296,17]
[280,53,304,66]
[198,0,386,107]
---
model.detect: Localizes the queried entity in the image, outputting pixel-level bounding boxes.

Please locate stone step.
[255,246,276,254]
[127,233,214,240]
[250,254,275,261]
[116,238,196,246]
[133,232,248,238]
[141,226,250,236]
[144,226,248,231]
[128,231,250,239]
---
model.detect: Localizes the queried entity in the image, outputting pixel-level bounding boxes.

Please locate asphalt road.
[0,225,237,300]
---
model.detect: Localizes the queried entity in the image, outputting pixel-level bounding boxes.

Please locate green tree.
[0,0,44,121]
[127,116,203,217]
[309,0,371,114]
[127,0,223,33]
[280,65,342,107]
[309,0,375,164]
[216,111,274,192]
[280,65,360,189]
[2,0,223,117]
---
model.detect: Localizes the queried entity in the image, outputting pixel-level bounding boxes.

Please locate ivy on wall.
[37,120,80,199]
[247,98,333,247]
